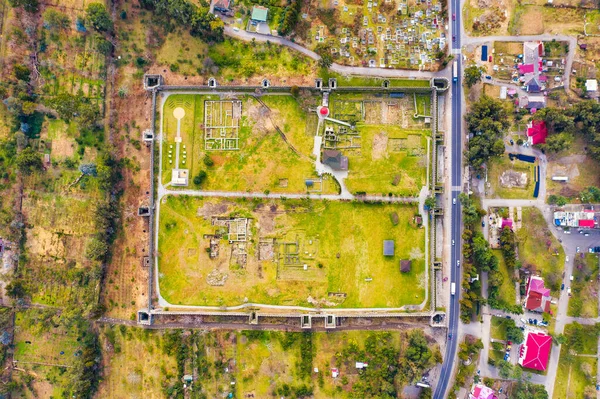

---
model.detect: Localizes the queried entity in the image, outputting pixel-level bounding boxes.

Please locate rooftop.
[322,150,349,171]
[519,332,552,371]
[526,120,548,144]
[383,240,395,256]
[251,5,269,22]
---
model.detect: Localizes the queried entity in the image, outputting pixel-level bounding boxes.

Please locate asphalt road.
[434,3,463,398]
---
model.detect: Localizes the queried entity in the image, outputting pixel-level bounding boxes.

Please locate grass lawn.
[208,38,316,81]
[13,310,82,398]
[97,326,179,399]
[161,93,323,193]
[325,73,431,88]
[20,190,100,307]
[493,250,517,307]
[488,155,535,199]
[517,208,565,294]
[345,125,429,196]
[554,324,598,399]
[236,332,308,396]
[568,253,599,318]
[490,316,511,341]
[158,196,426,308]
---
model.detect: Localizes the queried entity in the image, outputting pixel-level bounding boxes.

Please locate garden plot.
[158,196,426,308]
[161,94,324,193]
[20,191,100,307]
[40,30,106,103]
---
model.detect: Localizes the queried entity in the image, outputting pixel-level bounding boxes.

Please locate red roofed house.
[518,331,552,371]
[501,218,513,230]
[526,120,548,145]
[524,275,551,313]
[579,219,595,228]
[469,384,498,399]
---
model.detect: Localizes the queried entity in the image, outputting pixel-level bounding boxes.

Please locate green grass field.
[97,326,179,399]
[493,250,517,307]
[488,155,535,199]
[344,125,429,196]
[490,316,510,341]
[568,253,599,318]
[554,324,598,399]
[158,196,426,308]
[161,94,326,193]
[517,208,565,293]
[13,310,83,398]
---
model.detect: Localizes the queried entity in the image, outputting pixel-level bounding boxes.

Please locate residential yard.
[487,155,536,199]
[161,93,329,194]
[509,5,585,36]
[98,327,440,398]
[12,309,84,399]
[20,188,101,308]
[517,208,565,293]
[493,250,517,307]
[568,253,599,318]
[97,326,179,399]
[158,196,426,308]
[553,323,599,399]
[546,137,600,200]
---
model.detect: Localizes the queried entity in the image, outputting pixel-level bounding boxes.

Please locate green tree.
[86,3,113,32]
[86,236,109,261]
[497,359,513,378]
[6,280,27,299]
[464,65,484,87]
[318,54,333,69]
[16,147,43,175]
[548,194,567,206]
[512,381,548,399]
[424,196,436,209]
[13,64,30,82]
[43,9,71,30]
[465,96,510,169]
[506,322,524,343]
[580,186,600,203]
[8,0,38,12]
[543,132,573,153]
[193,170,207,186]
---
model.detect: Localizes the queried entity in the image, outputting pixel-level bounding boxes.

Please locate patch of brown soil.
[371,131,388,160]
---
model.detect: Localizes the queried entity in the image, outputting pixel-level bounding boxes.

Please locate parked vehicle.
[561,283,565,290]
[568,287,572,296]
[577,246,580,253]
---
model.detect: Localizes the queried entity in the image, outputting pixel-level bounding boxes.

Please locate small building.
[526,120,548,145]
[400,259,411,273]
[586,79,598,92]
[469,383,498,399]
[525,76,543,93]
[580,44,588,50]
[499,86,507,100]
[518,331,552,371]
[523,95,546,111]
[500,218,513,230]
[211,0,230,13]
[171,169,189,186]
[322,150,349,171]
[251,5,269,23]
[331,368,339,378]
[383,240,395,256]
[524,275,551,313]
